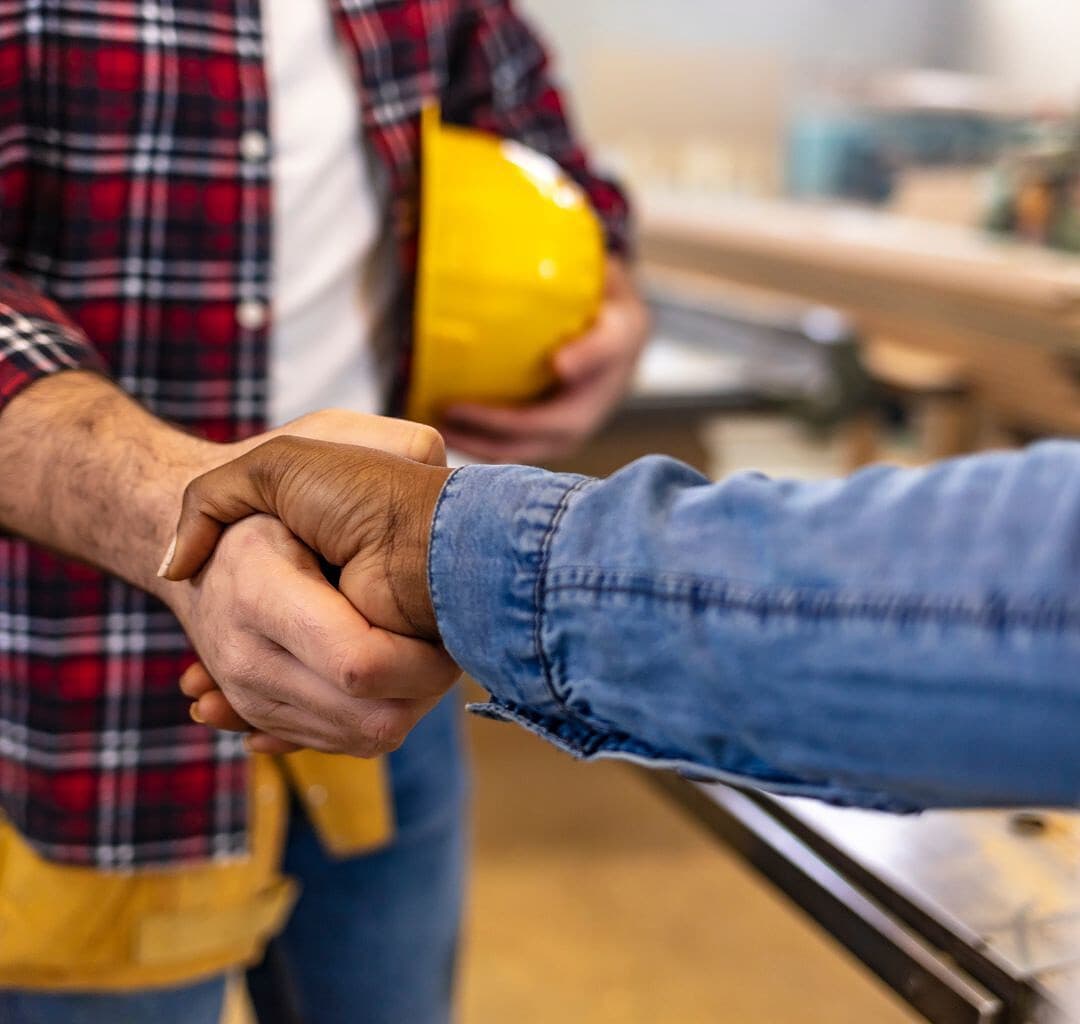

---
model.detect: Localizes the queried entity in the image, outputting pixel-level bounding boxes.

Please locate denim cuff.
[428,464,591,712]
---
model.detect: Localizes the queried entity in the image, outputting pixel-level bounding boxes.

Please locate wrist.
[0,370,231,606]
[138,434,232,608]
[390,464,453,642]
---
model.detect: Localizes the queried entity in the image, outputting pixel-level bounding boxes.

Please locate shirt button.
[239,129,269,162]
[306,784,328,808]
[236,300,268,331]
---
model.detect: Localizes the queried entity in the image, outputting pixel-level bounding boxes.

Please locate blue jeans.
[277,692,467,1024]
[1,695,467,1024]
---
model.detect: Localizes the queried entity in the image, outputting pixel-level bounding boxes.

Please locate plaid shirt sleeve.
[443,0,633,255]
[0,271,107,413]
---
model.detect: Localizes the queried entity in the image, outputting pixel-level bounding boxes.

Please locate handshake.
[158,413,460,758]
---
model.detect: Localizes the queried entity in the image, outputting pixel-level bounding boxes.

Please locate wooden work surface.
[638,194,1080,355]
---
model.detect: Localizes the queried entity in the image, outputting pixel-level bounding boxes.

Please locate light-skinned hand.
[440,257,650,464]
[160,435,457,755]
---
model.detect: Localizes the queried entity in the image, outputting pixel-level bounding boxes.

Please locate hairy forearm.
[0,371,217,602]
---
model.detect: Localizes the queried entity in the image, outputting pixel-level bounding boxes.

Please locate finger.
[443,389,592,441]
[193,688,251,733]
[332,630,462,701]
[180,660,218,699]
[246,733,303,755]
[553,261,650,385]
[232,672,439,757]
[440,428,576,465]
[277,412,447,467]
[218,635,450,751]
[270,587,464,699]
[259,560,460,700]
[552,318,627,385]
[239,709,352,755]
[213,650,364,746]
[441,372,617,457]
[161,454,276,582]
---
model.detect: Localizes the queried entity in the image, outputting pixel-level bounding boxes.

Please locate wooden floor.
[459,706,919,1024]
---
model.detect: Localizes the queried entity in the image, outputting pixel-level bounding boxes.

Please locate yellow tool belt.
[0,753,392,992]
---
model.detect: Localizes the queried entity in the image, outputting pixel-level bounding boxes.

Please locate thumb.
[159,439,290,581]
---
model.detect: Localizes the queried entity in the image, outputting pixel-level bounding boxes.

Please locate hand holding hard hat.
[409,108,649,463]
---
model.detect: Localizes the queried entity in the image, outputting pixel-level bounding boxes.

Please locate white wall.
[971,0,1080,106]
[517,0,972,93]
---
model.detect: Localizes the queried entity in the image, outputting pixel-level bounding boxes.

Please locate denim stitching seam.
[532,479,594,711]
[544,576,1080,634]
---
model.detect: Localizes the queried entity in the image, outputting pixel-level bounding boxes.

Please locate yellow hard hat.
[407,105,605,425]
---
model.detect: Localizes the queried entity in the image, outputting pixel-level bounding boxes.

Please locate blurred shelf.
[639,194,1080,355]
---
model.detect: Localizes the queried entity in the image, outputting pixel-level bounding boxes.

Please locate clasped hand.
[159,263,648,755]
[158,417,458,757]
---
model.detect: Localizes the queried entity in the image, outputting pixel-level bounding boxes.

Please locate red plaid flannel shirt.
[0,0,629,868]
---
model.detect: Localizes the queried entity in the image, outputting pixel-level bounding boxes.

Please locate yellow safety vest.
[0,753,392,991]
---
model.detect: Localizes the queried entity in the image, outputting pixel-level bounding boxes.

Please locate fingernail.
[156,535,177,578]
[189,702,204,724]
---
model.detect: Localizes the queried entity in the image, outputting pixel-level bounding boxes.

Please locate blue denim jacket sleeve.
[427,442,1080,812]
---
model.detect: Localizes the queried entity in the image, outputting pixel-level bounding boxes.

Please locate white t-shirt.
[262,0,389,426]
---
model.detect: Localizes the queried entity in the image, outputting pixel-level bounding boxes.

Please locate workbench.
[648,776,1080,1024]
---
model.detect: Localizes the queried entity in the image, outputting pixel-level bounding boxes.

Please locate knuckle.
[251,434,291,464]
[257,699,291,729]
[233,678,290,726]
[227,515,292,562]
[367,709,407,755]
[231,571,264,612]
[412,661,458,699]
[287,604,325,644]
[216,649,257,687]
[436,656,463,688]
[333,648,372,697]
[180,477,205,514]
[249,435,298,487]
[218,685,259,724]
[240,702,279,734]
[317,408,358,437]
[285,408,355,443]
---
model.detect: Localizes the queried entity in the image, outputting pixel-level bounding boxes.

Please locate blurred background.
[447,3,1080,1023]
